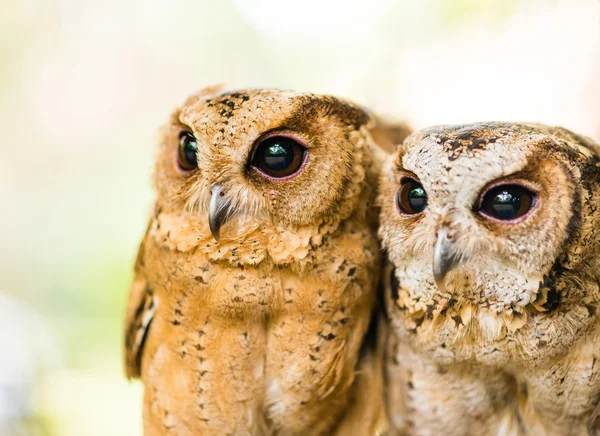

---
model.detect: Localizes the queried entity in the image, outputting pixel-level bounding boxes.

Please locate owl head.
[150,86,379,266]
[379,122,600,363]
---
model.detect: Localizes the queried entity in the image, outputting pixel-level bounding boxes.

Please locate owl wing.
[333,306,390,435]
[591,399,600,435]
[124,234,158,380]
[382,261,411,434]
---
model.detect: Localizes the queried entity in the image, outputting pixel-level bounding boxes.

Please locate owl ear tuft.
[196,83,226,99]
[369,116,413,154]
[178,84,227,112]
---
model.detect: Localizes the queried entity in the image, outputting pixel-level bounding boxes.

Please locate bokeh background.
[1,0,599,434]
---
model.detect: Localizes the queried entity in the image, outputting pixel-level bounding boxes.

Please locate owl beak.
[208,183,232,242]
[432,228,459,292]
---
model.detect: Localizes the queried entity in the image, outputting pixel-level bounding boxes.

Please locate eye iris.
[492,190,520,219]
[253,136,306,178]
[397,180,427,215]
[178,131,198,170]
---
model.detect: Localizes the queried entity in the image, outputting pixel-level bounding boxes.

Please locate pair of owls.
[124,87,600,435]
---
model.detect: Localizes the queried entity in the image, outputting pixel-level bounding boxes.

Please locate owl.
[124,86,393,435]
[378,122,600,435]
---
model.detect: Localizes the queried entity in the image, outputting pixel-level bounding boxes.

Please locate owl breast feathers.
[379,122,600,435]
[124,87,399,435]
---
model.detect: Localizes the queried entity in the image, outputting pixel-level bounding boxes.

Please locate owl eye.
[479,184,536,221]
[396,178,427,215]
[251,136,307,179]
[178,131,198,171]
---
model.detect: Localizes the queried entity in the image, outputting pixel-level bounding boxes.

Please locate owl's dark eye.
[178,131,198,171]
[251,136,306,179]
[479,184,536,221]
[396,179,427,215]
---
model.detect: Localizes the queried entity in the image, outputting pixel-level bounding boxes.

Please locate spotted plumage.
[124,86,397,435]
[378,122,600,435]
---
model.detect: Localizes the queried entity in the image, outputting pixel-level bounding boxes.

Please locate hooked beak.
[432,227,460,292]
[208,183,233,242]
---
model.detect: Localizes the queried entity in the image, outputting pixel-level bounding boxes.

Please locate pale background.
[1,0,599,435]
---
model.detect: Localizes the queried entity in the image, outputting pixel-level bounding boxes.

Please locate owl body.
[378,123,600,435]
[125,88,388,435]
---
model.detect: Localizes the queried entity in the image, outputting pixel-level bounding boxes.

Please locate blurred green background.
[0,0,598,434]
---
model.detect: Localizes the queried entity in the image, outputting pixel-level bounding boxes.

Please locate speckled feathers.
[380,122,600,435]
[124,87,390,435]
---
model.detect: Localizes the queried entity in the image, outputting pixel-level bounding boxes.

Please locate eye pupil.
[408,186,427,212]
[492,191,520,219]
[397,179,427,215]
[480,185,535,221]
[264,143,293,171]
[252,136,306,179]
[178,131,198,171]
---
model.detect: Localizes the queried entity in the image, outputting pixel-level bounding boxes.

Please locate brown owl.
[378,122,600,435]
[124,86,393,435]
